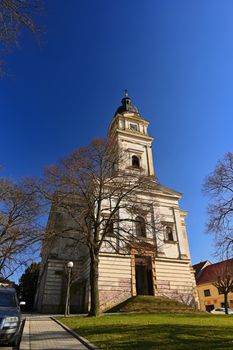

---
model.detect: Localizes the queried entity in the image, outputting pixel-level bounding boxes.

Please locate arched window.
[135,216,146,238]
[132,155,140,168]
[165,226,174,241]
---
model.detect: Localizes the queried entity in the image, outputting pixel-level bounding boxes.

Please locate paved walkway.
[20,316,90,350]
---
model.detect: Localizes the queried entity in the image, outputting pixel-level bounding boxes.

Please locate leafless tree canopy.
[203,152,233,258]
[32,138,161,316]
[0,0,44,77]
[0,177,43,279]
[35,139,160,252]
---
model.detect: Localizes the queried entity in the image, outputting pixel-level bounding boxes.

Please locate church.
[35,92,198,313]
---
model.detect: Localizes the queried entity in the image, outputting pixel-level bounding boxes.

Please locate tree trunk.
[89,252,100,317]
[224,293,228,314]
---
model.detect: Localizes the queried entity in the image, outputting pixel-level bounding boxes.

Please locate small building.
[193,259,233,312]
[35,92,198,313]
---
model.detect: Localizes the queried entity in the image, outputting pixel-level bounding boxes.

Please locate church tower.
[108,90,155,176]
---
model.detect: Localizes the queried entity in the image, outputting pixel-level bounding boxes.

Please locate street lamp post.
[65,261,73,317]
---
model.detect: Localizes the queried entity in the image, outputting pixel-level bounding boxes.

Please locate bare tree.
[203,152,233,258]
[0,0,44,77]
[31,139,162,316]
[212,259,233,314]
[0,177,43,279]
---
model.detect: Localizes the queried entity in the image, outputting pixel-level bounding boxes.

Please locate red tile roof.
[197,258,233,285]
[193,261,209,278]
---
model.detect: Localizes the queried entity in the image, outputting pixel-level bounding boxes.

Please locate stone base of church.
[98,253,132,311]
[96,253,198,312]
[154,258,199,307]
[35,254,198,313]
[99,290,132,311]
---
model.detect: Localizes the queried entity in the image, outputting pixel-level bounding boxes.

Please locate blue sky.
[1,0,233,270]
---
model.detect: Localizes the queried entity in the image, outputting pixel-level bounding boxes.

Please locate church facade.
[35,93,198,313]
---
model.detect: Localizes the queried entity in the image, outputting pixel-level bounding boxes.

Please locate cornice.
[116,129,154,142]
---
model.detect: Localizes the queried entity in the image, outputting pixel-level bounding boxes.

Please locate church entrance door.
[135,255,153,295]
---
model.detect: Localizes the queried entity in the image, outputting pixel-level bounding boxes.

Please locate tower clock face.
[129,123,138,131]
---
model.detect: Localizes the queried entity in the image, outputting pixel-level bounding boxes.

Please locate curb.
[19,318,29,350]
[51,317,99,350]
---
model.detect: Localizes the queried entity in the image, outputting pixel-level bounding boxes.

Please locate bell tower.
[108,91,155,177]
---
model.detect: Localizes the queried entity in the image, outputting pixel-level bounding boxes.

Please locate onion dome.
[115,90,140,116]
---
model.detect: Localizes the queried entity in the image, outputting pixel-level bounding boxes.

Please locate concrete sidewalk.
[19,316,91,350]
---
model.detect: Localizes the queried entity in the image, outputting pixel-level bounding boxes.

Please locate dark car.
[0,287,23,347]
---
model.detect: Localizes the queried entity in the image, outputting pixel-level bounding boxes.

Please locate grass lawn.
[58,313,233,350]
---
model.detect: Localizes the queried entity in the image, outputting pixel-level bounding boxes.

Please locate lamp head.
[67,261,74,269]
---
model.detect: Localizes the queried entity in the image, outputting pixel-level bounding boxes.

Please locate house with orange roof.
[193,259,233,312]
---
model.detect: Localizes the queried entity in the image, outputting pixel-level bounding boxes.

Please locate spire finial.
[124,89,128,97]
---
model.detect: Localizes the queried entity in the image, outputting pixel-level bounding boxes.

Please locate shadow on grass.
[73,323,233,350]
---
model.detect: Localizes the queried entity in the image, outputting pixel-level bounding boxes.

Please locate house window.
[132,155,140,168]
[135,216,146,238]
[204,289,211,297]
[129,123,138,131]
[164,225,174,241]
